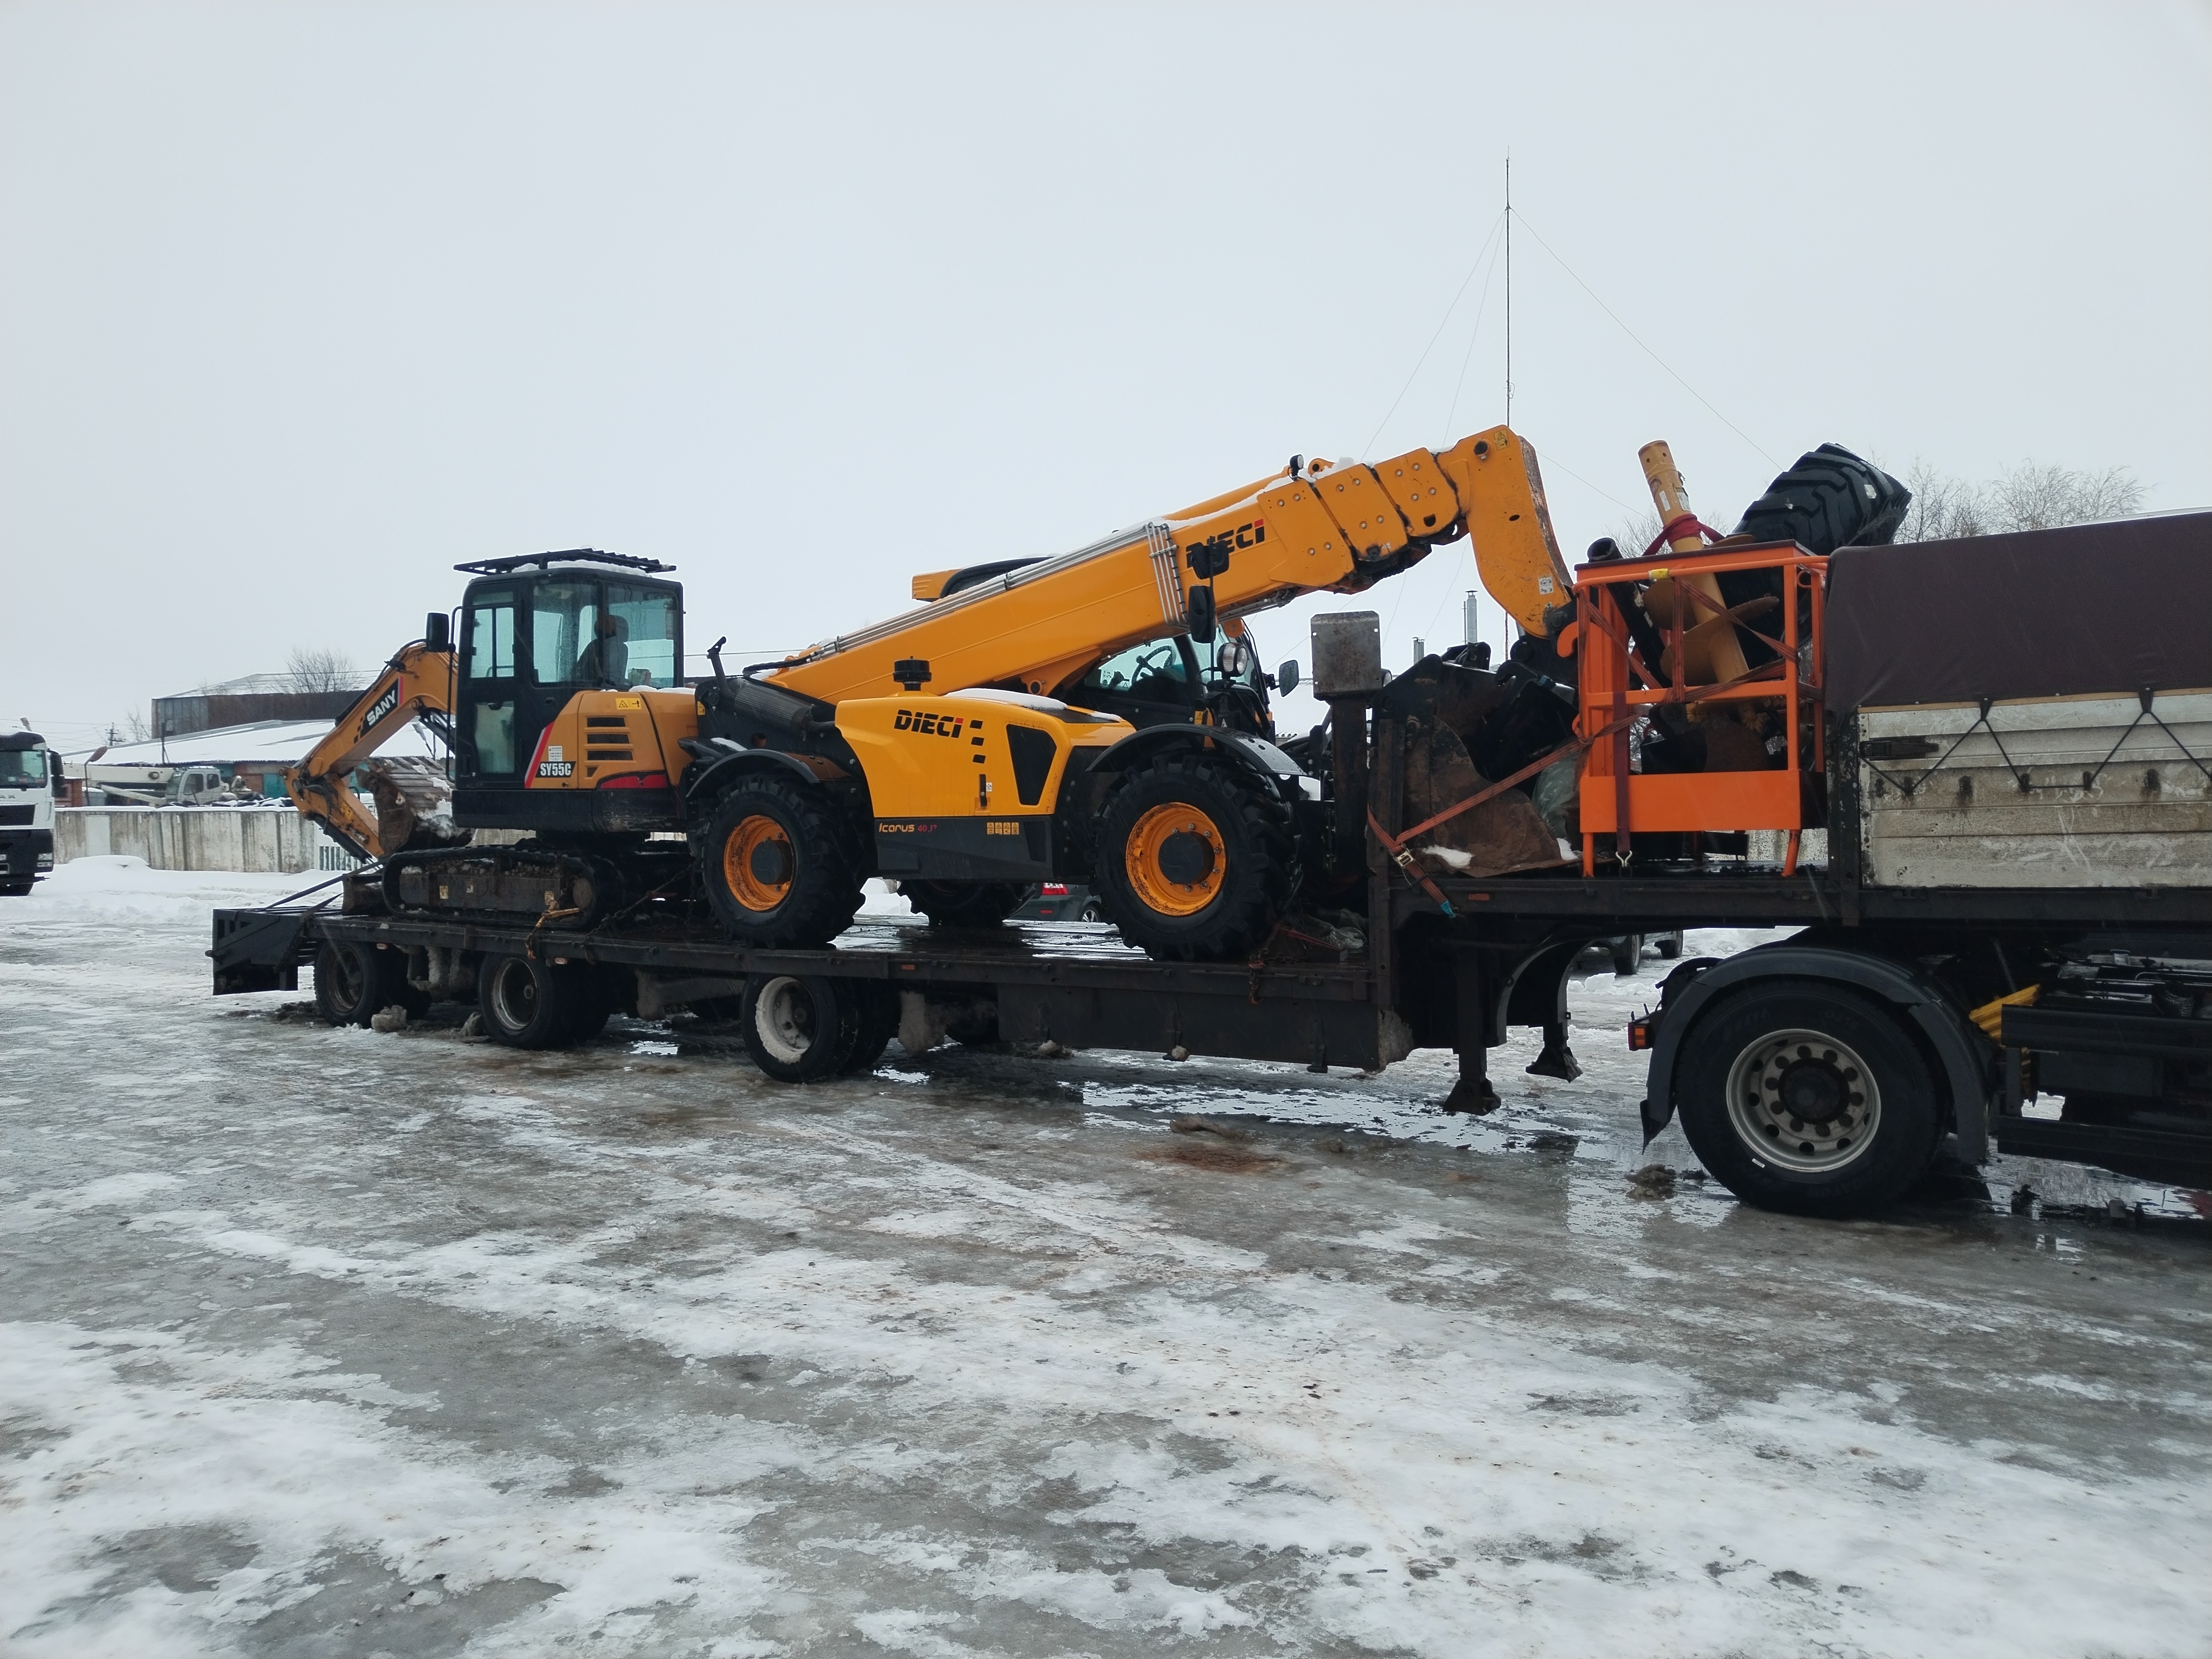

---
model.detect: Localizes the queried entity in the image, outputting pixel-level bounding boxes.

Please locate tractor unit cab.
[448,550,690,838]
[0,730,56,895]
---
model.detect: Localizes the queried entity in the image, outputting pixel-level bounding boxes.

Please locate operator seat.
[574,615,629,685]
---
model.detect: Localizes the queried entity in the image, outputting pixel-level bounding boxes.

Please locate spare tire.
[1732,444,1910,555]
[1721,444,1912,664]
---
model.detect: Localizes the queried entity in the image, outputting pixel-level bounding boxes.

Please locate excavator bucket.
[1399,714,1563,878]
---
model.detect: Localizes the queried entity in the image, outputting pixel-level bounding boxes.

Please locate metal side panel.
[1859,691,2212,888]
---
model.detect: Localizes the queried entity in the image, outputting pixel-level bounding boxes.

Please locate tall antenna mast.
[1503,151,1512,426]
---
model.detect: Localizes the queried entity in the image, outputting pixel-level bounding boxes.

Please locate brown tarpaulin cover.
[1824,511,2212,709]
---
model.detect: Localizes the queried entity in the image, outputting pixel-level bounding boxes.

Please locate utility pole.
[1503,152,1512,427]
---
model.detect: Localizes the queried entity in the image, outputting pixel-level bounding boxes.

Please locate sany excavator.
[290,426,1904,961]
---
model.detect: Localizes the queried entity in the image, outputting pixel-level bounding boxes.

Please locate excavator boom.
[284,638,455,859]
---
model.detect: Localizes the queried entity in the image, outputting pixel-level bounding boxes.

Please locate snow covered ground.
[3,858,2208,1657]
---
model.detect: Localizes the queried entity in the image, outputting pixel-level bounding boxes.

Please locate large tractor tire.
[1673,979,1944,1219]
[1732,444,1911,555]
[1723,445,1912,666]
[701,776,865,949]
[1094,753,1296,962]
[902,880,1025,929]
[313,939,425,1028]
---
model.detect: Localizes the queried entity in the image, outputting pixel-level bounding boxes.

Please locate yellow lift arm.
[760,425,1572,705]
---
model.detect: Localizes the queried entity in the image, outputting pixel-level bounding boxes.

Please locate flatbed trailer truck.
[212,507,2212,1219]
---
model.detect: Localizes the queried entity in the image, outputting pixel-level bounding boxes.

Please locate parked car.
[1013,882,1104,922]
[1587,930,1684,975]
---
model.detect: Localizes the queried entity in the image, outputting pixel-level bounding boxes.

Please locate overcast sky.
[4,0,2208,750]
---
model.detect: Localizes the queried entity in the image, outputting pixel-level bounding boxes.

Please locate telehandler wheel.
[739,974,860,1082]
[1094,753,1297,962]
[476,952,584,1050]
[1673,979,1944,1219]
[902,880,1024,929]
[313,940,423,1028]
[701,777,865,949]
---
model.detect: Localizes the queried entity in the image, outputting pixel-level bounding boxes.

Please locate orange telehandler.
[289,427,1905,960]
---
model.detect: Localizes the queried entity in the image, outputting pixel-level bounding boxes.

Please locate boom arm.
[761,424,1574,706]
[284,642,456,859]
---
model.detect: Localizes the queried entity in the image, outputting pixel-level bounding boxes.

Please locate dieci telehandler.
[290,426,1904,962]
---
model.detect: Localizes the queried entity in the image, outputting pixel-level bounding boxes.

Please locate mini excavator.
[289,428,1905,961]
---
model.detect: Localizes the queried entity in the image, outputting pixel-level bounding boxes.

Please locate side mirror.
[1276,659,1300,696]
[1185,585,1217,644]
[425,612,450,650]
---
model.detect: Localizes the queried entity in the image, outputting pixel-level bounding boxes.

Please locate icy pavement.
[3,859,2209,1658]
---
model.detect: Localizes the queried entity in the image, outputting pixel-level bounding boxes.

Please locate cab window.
[531,581,601,685]
[0,745,45,788]
[466,591,516,679]
[1079,639,1188,701]
[605,584,681,687]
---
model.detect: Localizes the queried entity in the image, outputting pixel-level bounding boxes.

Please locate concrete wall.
[56,808,362,874]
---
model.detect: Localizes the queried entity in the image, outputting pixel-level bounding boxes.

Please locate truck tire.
[565,969,620,1044]
[740,973,859,1082]
[902,880,1025,929]
[839,982,897,1075]
[477,953,583,1050]
[313,940,422,1028]
[701,777,865,949]
[1611,934,1643,975]
[1095,753,1296,962]
[1673,979,1943,1219]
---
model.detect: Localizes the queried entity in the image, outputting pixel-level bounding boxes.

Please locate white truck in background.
[0,732,57,895]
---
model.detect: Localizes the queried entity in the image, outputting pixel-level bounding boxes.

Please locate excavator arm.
[284,639,456,860]
[760,425,1574,707]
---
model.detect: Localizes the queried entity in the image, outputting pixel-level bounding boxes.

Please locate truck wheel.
[1674,980,1942,1219]
[565,969,620,1044]
[839,982,897,1075]
[1095,754,1296,962]
[902,880,1024,928]
[477,953,581,1050]
[1611,934,1643,975]
[740,974,859,1082]
[1656,931,1683,960]
[313,940,421,1027]
[701,778,865,949]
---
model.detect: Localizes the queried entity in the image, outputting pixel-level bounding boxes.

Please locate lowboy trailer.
[213,510,2212,1220]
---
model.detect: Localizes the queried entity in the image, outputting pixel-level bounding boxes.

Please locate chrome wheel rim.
[1723,1027,1881,1174]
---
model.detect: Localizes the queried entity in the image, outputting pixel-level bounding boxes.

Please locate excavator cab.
[449,550,688,836]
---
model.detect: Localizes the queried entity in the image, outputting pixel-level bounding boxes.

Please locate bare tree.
[285,646,363,693]
[1899,459,2142,541]
[118,710,151,743]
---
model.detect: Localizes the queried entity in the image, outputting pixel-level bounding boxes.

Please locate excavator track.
[381,844,689,931]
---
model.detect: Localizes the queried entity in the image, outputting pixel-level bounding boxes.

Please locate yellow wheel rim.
[1124,802,1226,916]
[722,813,793,913]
